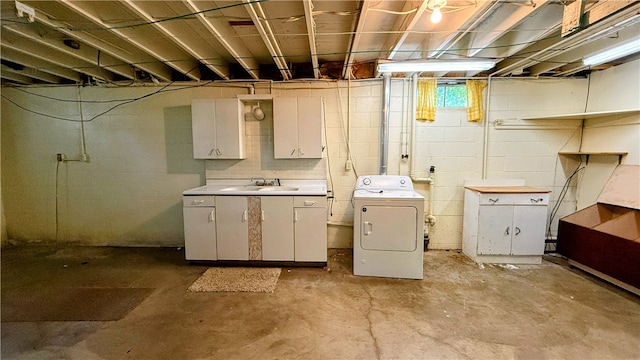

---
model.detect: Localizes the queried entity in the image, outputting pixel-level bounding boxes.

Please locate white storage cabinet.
[463,185,550,264]
[215,196,249,260]
[273,97,323,159]
[183,196,217,260]
[294,196,327,262]
[261,196,295,261]
[191,98,245,159]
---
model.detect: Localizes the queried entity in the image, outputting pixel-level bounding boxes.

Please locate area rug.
[187,267,281,293]
[1,287,154,322]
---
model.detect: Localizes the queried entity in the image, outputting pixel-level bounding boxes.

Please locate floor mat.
[1,287,153,322]
[188,267,281,293]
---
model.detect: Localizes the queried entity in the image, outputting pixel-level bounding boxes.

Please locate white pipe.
[408,74,435,231]
[481,75,494,179]
[77,86,89,162]
[379,73,391,175]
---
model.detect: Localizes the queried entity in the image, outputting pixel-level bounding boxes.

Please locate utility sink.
[218,186,299,192]
[257,186,299,192]
[183,179,326,196]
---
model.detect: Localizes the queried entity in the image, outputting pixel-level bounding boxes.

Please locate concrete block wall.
[2,60,639,249]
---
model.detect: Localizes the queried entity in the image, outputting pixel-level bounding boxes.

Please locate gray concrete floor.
[2,245,639,359]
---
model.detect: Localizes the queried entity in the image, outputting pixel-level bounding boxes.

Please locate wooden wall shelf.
[523,109,639,121]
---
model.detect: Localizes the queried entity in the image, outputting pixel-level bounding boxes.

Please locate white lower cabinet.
[294,197,327,262]
[183,196,216,261]
[183,194,327,263]
[463,187,550,264]
[261,196,294,261]
[215,196,249,260]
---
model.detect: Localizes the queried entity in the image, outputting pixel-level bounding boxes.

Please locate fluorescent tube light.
[377,60,496,73]
[583,39,640,66]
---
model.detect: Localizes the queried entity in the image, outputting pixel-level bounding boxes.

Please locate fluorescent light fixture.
[583,39,640,66]
[377,59,496,73]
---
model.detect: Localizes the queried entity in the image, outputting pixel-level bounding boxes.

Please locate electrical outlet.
[56,153,66,162]
[345,159,353,171]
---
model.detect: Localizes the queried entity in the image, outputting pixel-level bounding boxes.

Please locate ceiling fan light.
[583,39,640,66]
[430,7,442,24]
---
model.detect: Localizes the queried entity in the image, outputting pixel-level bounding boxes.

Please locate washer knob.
[400,179,406,185]
[362,177,371,186]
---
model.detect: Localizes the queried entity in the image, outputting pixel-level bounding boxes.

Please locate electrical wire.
[1,80,216,123]
[1,0,268,32]
[545,156,585,252]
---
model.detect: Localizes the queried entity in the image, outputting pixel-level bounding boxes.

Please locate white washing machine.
[353,175,425,279]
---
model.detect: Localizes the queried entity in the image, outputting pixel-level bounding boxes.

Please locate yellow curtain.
[466,80,487,122]
[416,79,437,121]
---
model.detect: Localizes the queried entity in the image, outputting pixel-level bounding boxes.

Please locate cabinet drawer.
[479,193,548,206]
[294,197,326,208]
[183,196,215,207]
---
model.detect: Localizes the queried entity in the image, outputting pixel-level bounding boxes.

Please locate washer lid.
[354,189,424,199]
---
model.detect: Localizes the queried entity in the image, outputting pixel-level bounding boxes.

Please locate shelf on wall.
[558,151,628,165]
[523,109,640,121]
[237,94,274,101]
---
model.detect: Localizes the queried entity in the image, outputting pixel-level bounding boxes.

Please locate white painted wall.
[2,61,638,249]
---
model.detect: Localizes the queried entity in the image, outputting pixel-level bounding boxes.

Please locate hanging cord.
[545,155,585,252]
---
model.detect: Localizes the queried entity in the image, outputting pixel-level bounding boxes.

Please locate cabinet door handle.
[515,227,521,235]
[209,209,215,222]
[261,210,265,221]
[294,211,298,222]
[489,198,499,203]
[364,221,373,235]
[242,210,248,222]
[209,148,216,156]
[530,198,543,203]
[216,148,222,156]
[192,199,205,205]
[505,227,510,235]
[299,148,304,156]
[290,149,296,156]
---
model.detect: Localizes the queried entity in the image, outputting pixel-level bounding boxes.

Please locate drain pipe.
[408,74,436,235]
[379,73,391,175]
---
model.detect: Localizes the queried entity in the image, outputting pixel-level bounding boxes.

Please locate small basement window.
[437,84,467,107]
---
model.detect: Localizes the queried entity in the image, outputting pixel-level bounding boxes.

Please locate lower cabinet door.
[294,207,327,261]
[261,197,294,261]
[216,196,249,260]
[477,205,513,255]
[511,205,547,255]
[183,206,217,260]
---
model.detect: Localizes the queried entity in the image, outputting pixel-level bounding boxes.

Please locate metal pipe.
[379,73,391,175]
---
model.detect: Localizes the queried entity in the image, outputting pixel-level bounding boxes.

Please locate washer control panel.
[355,175,414,191]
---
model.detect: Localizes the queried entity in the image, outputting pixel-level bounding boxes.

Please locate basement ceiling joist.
[1,0,639,85]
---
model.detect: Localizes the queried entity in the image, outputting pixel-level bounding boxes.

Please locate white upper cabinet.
[273,97,323,159]
[191,98,245,159]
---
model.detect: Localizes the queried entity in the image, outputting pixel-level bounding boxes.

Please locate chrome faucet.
[251,177,280,186]
[251,177,266,186]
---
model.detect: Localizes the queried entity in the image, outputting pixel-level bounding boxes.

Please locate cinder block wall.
[2,60,638,249]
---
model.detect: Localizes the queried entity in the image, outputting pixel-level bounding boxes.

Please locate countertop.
[464,186,550,193]
[183,179,327,196]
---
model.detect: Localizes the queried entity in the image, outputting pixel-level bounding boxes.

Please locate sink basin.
[218,186,299,192]
[219,186,261,191]
[257,186,299,192]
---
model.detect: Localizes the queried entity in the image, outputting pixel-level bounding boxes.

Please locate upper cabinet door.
[273,97,323,159]
[191,99,217,159]
[273,97,299,159]
[214,98,245,159]
[191,98,245,159]
[297,97,323,159]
